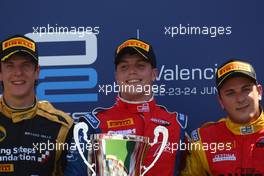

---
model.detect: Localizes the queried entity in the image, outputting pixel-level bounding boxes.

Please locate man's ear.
[257,84,263,101]
[217,94,225,110]
[35,65,40,80]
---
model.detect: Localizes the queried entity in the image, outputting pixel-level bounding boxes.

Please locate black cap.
[114,38,156,68]
[216,60,257,89]
[0,35,38,64]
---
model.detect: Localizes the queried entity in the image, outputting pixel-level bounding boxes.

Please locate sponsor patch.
[0,126,6,142]
[0,146,53,165]
[116,39,150,54]
[191,129,200,142]
[108,128,136,135]
[240,125,254,135]
[176,113,187,129]
[37,151,50,163]
[137,103,150,112]
[217,61,251,78]
[107,118,134,128]
[24,131,51,139]
[82,113,100,129]
[0,164,14,172]
[150,118,170,126]
[212,153,236,162]
[2,37,35,51]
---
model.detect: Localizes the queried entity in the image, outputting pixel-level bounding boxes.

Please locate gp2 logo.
[26,32,98,102]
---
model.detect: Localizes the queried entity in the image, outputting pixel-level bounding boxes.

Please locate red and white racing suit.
[95,96,188,176]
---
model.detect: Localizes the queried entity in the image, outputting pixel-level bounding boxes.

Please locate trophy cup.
[74,122,168,176]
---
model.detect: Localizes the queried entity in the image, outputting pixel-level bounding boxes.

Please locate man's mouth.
[11,80,26,85]
[236,104,249,111]
[126,79,142,84]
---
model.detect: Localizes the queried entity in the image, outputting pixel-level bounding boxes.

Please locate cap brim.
[217,71,257,89]
[115,47,149,64]
[1,50,38,63]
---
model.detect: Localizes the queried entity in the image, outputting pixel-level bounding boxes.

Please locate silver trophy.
[74,122,168,176]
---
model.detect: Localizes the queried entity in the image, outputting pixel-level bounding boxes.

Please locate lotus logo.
[0,126,6,142]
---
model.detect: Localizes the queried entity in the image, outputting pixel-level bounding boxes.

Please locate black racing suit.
[0,97,73,176]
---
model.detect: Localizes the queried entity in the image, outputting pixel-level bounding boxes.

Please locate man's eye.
[137,64,145,68]
[119,65,128,70]
[22,64,33,69]
[226,92,235,96]
[5,64,13,68]
[243,88,251,93]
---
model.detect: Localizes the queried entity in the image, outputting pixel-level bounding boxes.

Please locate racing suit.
[0,97,73,176]
[65,96,188,176]
[181,111,264,176]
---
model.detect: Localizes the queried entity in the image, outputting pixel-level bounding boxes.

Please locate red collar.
[115,96,156,113]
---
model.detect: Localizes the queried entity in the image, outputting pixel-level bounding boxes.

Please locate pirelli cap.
[114,38,156,68]
[0,35,38,63]
[216,60,257,89]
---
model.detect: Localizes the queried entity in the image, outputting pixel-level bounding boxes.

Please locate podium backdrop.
[1,0,263,132]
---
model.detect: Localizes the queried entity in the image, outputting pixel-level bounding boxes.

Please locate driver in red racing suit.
[65,38,188,176]
[181,60,264,176]
[95,95,187,176]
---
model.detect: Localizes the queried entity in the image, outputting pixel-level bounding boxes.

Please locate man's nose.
[236,92,246,103]
[128,66,137,74]
[13,66,23,76]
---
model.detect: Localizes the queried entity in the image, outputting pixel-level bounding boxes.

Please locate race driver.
[181,59,264,175]
[65,38,188,176]
[0,35,73,175]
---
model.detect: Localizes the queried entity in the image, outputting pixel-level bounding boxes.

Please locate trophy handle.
[141,125,168,176]
[73,122,96,176]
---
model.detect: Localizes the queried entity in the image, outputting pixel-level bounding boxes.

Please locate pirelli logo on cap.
[2,37,35,52]
[116,39,150,54]
[107,118,134,128]
[217,61,251,78]
[0,164,14,172]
